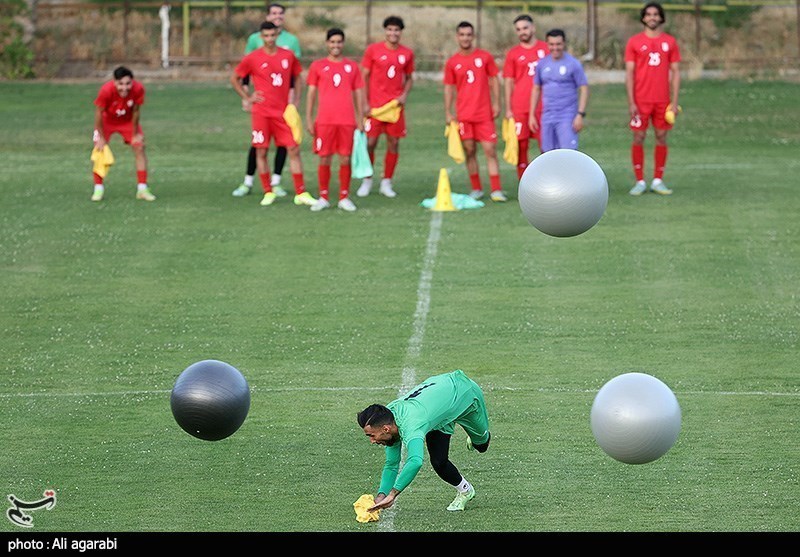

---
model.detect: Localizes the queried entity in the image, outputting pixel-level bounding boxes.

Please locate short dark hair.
[260,21,277,31]
[326,27,345,41]
[357,404,394,428]
[513,14,533,25]
[457,21,473,32]
[641,2,665,23]
[546,28,566,41]
[113,66,133,80]
[383,16,404,30]
[267,2,286,12]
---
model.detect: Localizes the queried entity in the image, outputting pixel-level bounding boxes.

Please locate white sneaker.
[447,487,476,511]
[490,190,507,202]
[272,185,288,197]
[629,180,647,196]
[469,189,485,200]
[91,186,104,202]
[270,174,282,187]
[650,178,673,195]
[379,178,397,198]
[310,198,330,212]
[357,178,373,197]
[337,198,357,212]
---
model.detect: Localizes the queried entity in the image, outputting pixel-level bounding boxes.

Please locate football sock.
[339,165,352,200]
[469,173,482,191]
[654,145,668,180]
[383,152,399,180]
[632,144,644,181]
[292,173,305,194]
[259,172,272,193]
[489,174,501,192]
[318,164,331,200]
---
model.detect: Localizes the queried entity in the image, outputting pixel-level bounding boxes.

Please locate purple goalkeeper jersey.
[534,52,588,123]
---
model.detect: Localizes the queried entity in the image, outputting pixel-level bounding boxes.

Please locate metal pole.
[366,0,372,48]
[476,0,482,48]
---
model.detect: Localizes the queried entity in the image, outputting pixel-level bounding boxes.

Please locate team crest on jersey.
[398,54,406,65]
[662,42,669,52]
[281,59,288,69]
[559,65,567,75]
[538,49,546,58]
[261,62,268,69]
[380,55,387,61]
[475,58,483,68]
[127,100,133,107]
[345,64,352,73]
[455,64,462,71]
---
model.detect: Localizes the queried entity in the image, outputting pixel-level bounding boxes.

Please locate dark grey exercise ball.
[170,359,250,441]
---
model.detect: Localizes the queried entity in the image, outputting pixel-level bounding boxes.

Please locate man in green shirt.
[357,370,491,512]
[233,3,302,198]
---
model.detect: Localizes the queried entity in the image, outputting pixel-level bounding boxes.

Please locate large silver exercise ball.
[518,149,608,237]
[590,372,681,464]
[170,359,251,441]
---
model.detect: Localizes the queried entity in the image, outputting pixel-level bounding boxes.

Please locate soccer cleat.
[272,185,288,198]
[379,178,397,198]
[232,184,252,197]
[469,189,485,200]
[466,437,474,451]
[337,198,357,212]
[310,198,331,212]
[490,190,507,202]
[136,188,156,201]
[91,187,104,202]
[260,192,277,206]
[650,179,673,196]
[446,487,476,512]
[293,192,317,206]
[629,180,647,196]
[357,178,373,198]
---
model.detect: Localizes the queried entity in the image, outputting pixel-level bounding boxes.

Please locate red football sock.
[654,145,668,180]
[93,172,103,185]
[631,144,644,181]
[259,172,272,193]
[517,139,529,179]
[317,164,331,200]
[469,173,482,191]
[383,152,399,179]
[292,173,305,195]
[489,174,501,192]
[339,165,352,200]
[137,170,147,184]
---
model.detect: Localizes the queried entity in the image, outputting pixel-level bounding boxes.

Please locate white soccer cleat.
[650,179,673,195]
[357,178,373,197]
[337,198,357,212]
[629,180,647,196]
[310,198,331,212]
[379,178,397,198]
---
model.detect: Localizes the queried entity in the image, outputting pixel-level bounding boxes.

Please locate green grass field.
[0,76,798,535]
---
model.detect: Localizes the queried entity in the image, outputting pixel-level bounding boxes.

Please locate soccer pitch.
[0,78,798,534]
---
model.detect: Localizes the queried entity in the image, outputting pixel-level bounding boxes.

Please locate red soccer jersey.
[444,49,498,123]
[94,80,145,124]
[361,42,415,108]
[235,48,302,118]
[307,57,364,126]
[624,31,681,103]
[502,41,549,115]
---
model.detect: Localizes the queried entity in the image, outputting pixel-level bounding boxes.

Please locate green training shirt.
[245,29,301,57]
[378,370,473,495]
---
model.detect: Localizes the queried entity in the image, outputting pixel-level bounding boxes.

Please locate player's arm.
[503,76,515,119]
[305,85,317,136]
[669,60,680,117]
[130,104,143,145]
[625,60,638,118]
[444,83,456,124]
[398,71,413,106]
[573,84,589,133]
[354,87,366,132]
[93,105,106,149]
[230,70,261,106]
[360,65,371,111]
[291,72,303,107]
[490,75,501,119]
[369,438,424,511]
[528,84,541,132]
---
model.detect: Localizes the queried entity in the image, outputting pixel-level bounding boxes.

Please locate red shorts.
[250,114,297,148]
[458,120,497,143]
[513,104,542,140]
[101,121,143,145]
[629,101,673,132]
[313,124,355,156]
[365,110,407,139]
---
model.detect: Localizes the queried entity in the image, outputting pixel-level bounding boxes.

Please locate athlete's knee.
[473,432,490,453]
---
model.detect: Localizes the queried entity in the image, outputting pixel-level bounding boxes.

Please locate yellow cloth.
[502,117,519,166]
[90,145,115,178]
[664,104,682,125]
[370,99,402,123]
[445,121,465,164]
[353,494,381,523]
[283,104,303,143]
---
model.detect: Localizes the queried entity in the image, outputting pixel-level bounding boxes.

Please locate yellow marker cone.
[431,168,457,212]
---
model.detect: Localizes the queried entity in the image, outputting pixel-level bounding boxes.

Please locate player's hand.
[397,93,407,106]
[368,492,396,512]
[572,114,584,133]
[445,113,454,125]
[629,103,639,119]
[492,103,501,119]
[241,97,252,112]
[305,122,315,136]
[505,109,514,120]
[528,115,539,133]
[250,90,265,104]
[92,130,105,150]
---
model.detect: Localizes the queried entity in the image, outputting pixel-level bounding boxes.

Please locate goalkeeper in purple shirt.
[357,370,491,512]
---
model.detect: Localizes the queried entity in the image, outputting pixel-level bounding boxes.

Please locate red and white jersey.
[307,57,364,126]
[443,49,499,123]
[624,31,681,103]
[502,41,549,115]
[361,42,415,108]
[94,80,145,123]
[235,47,302,118]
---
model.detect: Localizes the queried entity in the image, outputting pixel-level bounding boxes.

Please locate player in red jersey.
[230,21,315,207]
[444,21,505,202]
[625,2,681,196]
[305,28,366,212]
[91,66,154,202]
[502,14,549,179]
[356,15,415,199]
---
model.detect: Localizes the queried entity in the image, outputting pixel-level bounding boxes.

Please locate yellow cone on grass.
[432,168,457,212]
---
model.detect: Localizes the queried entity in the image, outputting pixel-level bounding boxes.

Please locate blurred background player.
[91,66,154,202]
[230,21,314,207]
[233,3,301,198]
[305,28,366,212]
[625,1,681,196]
[444,21,505,202]
[502,14,549,179]
[528,29,589,152]
[357,15,415,199]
